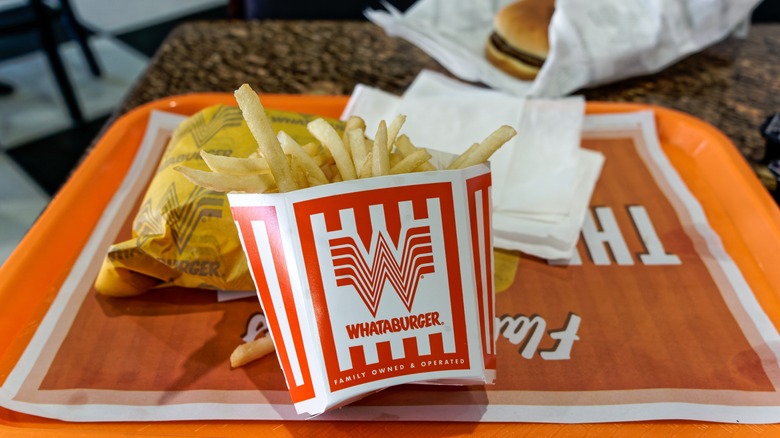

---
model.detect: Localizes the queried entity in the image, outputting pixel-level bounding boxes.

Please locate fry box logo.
[294,183,470,392]
[330,213,434,318]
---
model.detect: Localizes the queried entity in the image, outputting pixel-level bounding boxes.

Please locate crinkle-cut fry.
[347,128,368,177]
[234,84,298,192]
[386,114,406,151]
[359,151,373,179]
[390,149,433,175]
[175,166,274,193]
[278,131,329,185]
[342,116,366,150]
[452,125,517,169]
[230,336,275,368]
[395,135,436,171]
[372,121,390,177]
[200,150,270,175]
[307,118,357,180]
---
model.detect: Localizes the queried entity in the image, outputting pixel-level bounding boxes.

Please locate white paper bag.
[366,0,761,97]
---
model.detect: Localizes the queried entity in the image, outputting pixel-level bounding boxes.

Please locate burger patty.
[489,32,546,68]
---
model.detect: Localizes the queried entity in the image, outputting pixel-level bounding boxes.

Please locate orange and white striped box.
[228,164,496,415]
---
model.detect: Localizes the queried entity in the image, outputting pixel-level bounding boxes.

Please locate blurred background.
[0,0,777,264]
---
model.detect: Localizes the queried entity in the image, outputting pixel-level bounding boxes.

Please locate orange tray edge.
[1,94,779,437]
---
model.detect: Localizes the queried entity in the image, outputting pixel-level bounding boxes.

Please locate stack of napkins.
[342,70,604,260]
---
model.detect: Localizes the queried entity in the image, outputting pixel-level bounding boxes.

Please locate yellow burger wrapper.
[95,104,344,296]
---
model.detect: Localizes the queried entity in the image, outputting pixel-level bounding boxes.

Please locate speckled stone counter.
[119,20,779,176]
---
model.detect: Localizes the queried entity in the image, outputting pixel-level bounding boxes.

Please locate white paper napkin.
[342,70,604,259]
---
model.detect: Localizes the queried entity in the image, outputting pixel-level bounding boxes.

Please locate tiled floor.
[0,36,147,148]
[75,0,225,33]
[0,0,227,265]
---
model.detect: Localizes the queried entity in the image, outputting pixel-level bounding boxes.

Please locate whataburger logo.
[307,197,444,322]
[328,223,435,318]
[295,182,473,389]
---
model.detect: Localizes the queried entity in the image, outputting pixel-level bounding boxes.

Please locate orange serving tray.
[2,94,780,437]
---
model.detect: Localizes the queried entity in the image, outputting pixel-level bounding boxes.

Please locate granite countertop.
[119,20,780,183]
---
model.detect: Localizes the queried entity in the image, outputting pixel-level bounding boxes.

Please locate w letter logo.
[330,224,434,317]
[310,199,443,318]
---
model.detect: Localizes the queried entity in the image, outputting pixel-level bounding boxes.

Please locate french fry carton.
[228,163,496,415]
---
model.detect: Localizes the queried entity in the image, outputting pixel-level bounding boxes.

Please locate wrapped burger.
[94,104,343,296]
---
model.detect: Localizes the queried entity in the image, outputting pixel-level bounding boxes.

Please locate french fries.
[234,84,298,192]
[278,131,329,186]
[390,148,433,175]
[199,150,270,175]
[176,84,517,196]
[395,135,436,172]
[307,118,357,181]
[342,116,366,152]
[386,114,406,152]
[448,125,517,170]
[230,336,275,368]
[175,165,274,193]
[175,84,518,368]
[372,120,390,178]
[347,128,368,174]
